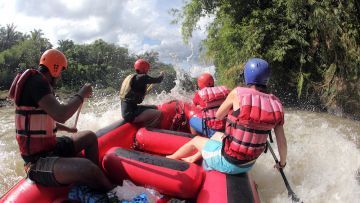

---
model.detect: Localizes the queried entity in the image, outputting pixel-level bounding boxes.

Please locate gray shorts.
[25,136,76,187]
[27,157,63,186]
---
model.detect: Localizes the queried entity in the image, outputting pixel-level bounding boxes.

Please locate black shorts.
[51,136,76,158]
[24,136,76,187]
[121,101,157,122]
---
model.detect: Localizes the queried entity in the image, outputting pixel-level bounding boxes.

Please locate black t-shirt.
[18,73,52,108]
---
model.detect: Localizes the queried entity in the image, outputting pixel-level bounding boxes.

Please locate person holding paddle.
[119,59,164,127]
[9,49,113,191]
[167,58,287,174]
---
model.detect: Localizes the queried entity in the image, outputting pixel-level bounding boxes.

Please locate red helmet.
[134,59,150,74]
[197,73,214,89]
[39,49,67,78]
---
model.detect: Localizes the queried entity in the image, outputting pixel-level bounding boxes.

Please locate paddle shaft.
[146,84,154,93]
[73,102,83,129]
[267,141,301,202]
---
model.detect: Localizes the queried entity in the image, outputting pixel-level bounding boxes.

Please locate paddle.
[146,84,154,94]
[73,102,83,129]
[267,141,302,202]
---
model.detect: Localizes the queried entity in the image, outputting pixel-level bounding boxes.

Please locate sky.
[0,0,215,76]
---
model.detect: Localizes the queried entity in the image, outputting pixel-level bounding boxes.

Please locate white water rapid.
[0,71,359,202]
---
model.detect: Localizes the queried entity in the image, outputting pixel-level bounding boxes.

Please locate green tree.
[0,24,178,95]
[58,39,75,52]
[178,0,360,117]
[0,24,27,52]
[0,39,51,88]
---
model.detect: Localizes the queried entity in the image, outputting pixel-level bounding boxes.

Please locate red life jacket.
[9,69,57,156]
[198,86,230,131]
[222,87,284,164]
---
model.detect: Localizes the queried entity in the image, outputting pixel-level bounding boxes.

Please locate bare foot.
[181,157,195,163]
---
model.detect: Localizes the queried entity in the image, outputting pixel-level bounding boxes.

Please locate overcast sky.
[0,0,215,76]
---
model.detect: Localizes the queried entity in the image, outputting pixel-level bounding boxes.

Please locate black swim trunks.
[121,101,157,122]
[24,136,76,187]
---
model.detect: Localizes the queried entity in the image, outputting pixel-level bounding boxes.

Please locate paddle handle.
[73,102,83,129]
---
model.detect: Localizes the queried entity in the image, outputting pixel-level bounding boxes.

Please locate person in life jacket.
[167,58,287,174]
[119,59,164,127]
[189,73,230,137]
[9,49,113,191]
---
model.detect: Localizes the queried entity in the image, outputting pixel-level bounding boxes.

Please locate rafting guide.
[120,59,164,128]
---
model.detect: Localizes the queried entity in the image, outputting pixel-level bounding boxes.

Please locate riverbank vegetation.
[0,25,187,98]
[1,0,359,120]
[173,0,359,119]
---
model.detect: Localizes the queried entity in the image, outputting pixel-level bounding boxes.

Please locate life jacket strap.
[202,105,220,111]
[201,116,209,137]
[227,134,267,148]
[269,131,274,143]
[227,119,271,134]
[16,128,57,135]
[221,138,256,165]
[25,113,31,155]
[16,130,47,135]
[16,109,47,115]
[264,142,268,154]
[203,116,217,120]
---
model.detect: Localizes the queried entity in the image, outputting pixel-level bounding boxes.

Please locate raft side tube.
[197,171,260,203]
[0,179,69,203]
[135,127,194,155]
[103,147,204,199]
[146,128,194,138]
[97,122,138,161]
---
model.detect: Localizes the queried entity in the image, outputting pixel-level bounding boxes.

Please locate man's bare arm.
[38,83,92,123]
[38,94,83,123]
[274,125,287,166]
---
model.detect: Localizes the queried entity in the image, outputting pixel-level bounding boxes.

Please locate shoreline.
[0,90,11,107]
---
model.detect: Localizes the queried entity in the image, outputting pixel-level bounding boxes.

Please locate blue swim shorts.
[189,116,216,137]
[201,139,254,174]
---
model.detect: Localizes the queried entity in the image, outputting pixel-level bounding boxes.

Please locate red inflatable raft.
[0,100,260,203]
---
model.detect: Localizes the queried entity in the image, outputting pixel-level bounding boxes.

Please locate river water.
[0,89,359,202]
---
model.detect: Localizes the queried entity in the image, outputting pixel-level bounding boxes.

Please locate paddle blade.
[289,190,301,202]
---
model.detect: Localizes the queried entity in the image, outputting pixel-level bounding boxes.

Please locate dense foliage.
[0,24,177,94]
[177,0,360,117]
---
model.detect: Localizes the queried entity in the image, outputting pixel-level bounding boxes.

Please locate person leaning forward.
[8,49,113,191]
[119,59,164,127]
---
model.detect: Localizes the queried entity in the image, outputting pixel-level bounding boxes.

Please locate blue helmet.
[244,58,270,86]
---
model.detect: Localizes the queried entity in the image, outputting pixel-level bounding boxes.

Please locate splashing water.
[0,67,359,202]
[251,110,360,202]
